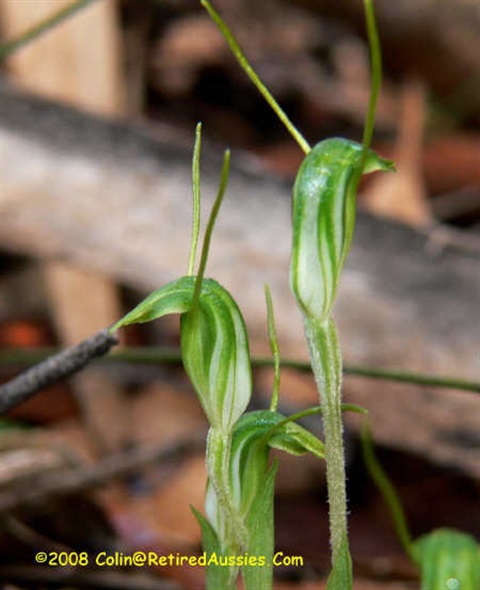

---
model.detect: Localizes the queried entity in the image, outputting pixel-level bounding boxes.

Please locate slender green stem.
[361,0,382,154]
[188,123,203,276]
[360,420,415,562]
[350,0,384,209]
[207,428,248,550]
[305,316,346,564]
[0,0,97,61]
[264,285,280,411]
[201,0,310,155]
[2,348,479,393]
[191,149,230,309]
[342,364,480,392]
[205,432,243,590]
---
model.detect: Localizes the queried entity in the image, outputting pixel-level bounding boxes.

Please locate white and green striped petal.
[290,138,394,322]
[181,278,252,433]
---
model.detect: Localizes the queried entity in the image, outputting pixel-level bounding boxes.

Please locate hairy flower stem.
[305,316,346,563]
[207,429,248,550]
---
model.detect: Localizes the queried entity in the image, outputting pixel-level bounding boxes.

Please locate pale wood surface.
[0,0,127,452]
[0,0,124,115]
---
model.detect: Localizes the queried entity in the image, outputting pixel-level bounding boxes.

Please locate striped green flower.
[290,138,394,322]
[181,278,252,433]
[112,275,251,434]
[230,410,324,514]
[200,409,325,590]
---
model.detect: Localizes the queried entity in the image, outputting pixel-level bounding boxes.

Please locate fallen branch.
[0,329,118,414]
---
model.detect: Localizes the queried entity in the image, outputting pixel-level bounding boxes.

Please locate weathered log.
[1,82,479,474]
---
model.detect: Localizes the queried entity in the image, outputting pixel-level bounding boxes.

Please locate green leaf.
[191,505,221,556]
[242,462,278,590]
[264,285,280,412]
[326,531,353,590]
[191,505,237,590]
[360,419,414,560]
[188,122,202,276]
[413,528,480,590]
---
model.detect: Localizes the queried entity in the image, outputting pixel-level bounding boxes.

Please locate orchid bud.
[290,138,394,322]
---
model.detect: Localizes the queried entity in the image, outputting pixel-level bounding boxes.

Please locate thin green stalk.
[361,0,382,154]
[351,0,385,219]
[305,317,346,565]
[188,123,203,276]
[200,0,310,155]
[264,286,280,411]
[342,364,480,392]
[207,429,248,551]
[191,149,230,309]
[0,0,97,61]
[2,348,479,393]
[360,420,415,562]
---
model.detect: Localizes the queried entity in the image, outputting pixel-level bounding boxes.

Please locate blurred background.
[0,1,479,589]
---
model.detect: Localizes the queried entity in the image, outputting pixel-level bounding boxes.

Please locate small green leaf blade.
[326,531,353,590]
[242,462,278,590]
[191,505,237,590]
